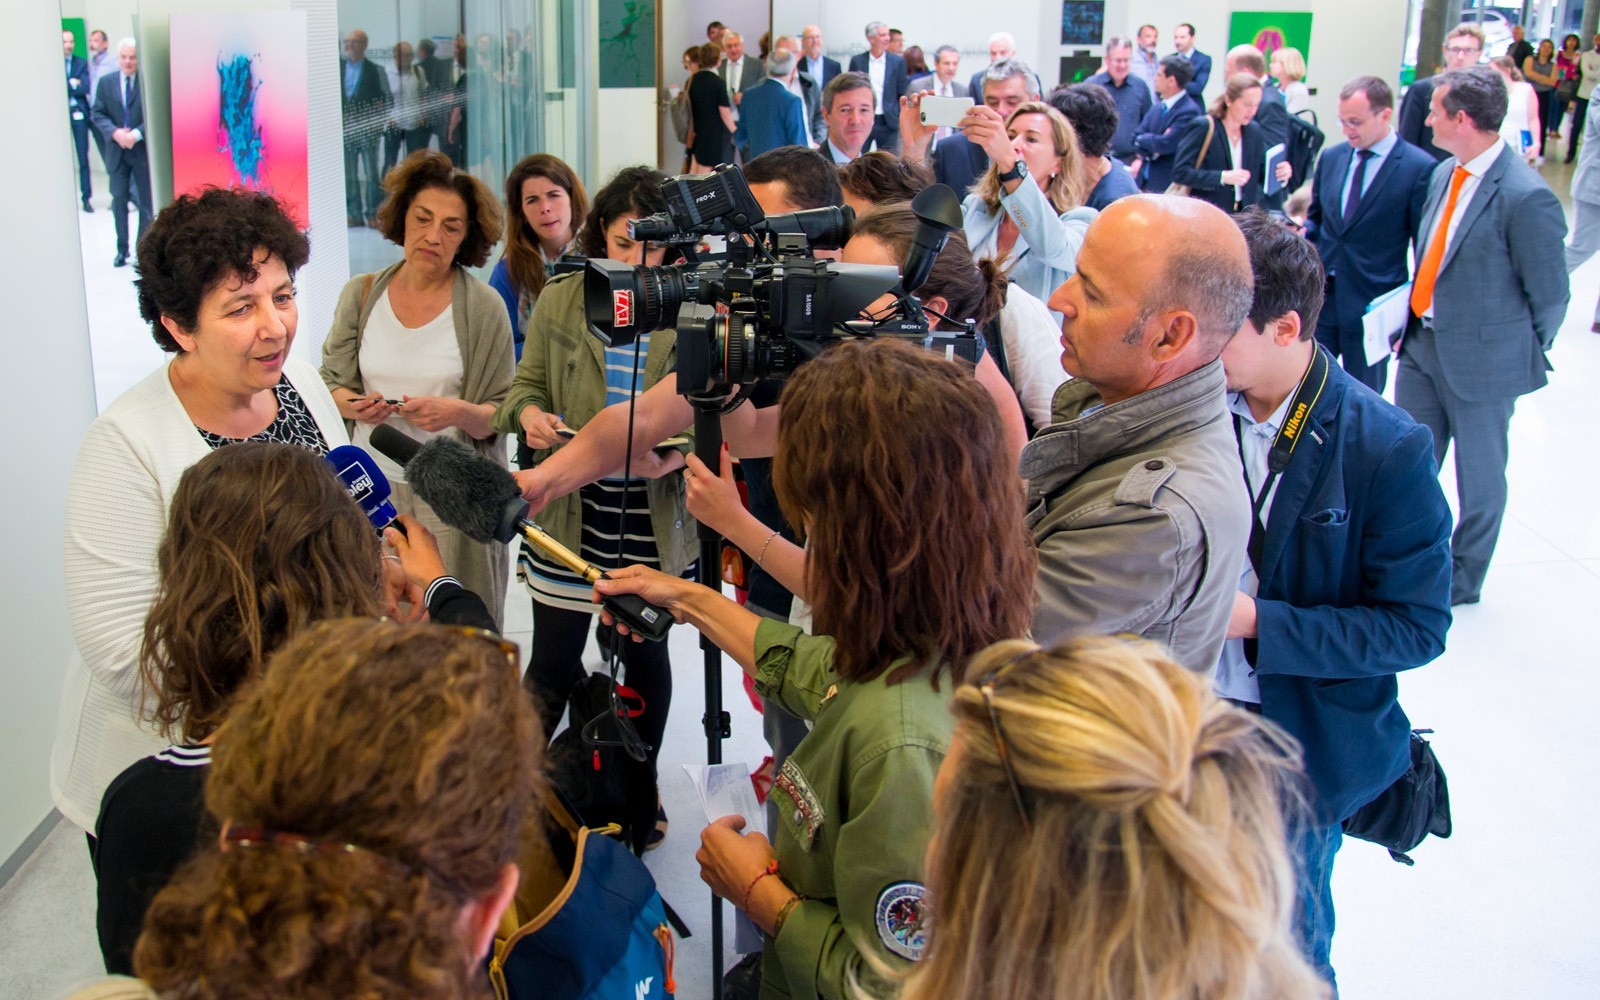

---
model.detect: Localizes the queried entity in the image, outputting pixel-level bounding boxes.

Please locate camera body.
[583,164,975,396]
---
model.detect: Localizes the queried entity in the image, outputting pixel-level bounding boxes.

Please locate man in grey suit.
[1397,67,1569,606]
[717,30,765,160]
[909,45,967,98]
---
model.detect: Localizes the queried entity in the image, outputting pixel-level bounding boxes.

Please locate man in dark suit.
[340,29,391,226]
[734,51,809,159]
[848,21,908,154]
[416,37,455,150]
[64,31,93,212]
[90,38,153,267]
[1171,22,1211,101]
[1222,212,1452,989]
[1131,55,1201,191]
[1398,67,1568,606]
[1398,22,1485,160]
[717,29,766,160]
[902,58,1038,195]
[1306,76,1435,392]
[1226,45,1288,209]
[821,72,875,163]
[798,25,840,91]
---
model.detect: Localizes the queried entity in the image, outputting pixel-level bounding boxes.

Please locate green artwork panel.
[600,0,655,88]
[62,17,87,58]
[1228,11,1314,77]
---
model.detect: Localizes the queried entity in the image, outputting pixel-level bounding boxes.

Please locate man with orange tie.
[1396,67,1568,606]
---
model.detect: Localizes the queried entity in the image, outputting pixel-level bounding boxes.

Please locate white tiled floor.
[7,165,1600,998]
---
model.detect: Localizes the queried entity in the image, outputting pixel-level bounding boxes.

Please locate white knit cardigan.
[51,357,347,830]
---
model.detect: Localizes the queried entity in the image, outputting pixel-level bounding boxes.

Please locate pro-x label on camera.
[613,290,633,328]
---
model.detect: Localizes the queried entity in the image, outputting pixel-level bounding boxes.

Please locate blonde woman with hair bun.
[900,636,1330,1000]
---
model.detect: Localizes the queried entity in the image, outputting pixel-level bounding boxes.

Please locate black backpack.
[546,672,658,856]
[1286,109,1326,192]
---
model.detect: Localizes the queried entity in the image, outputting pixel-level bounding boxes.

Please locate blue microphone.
[326,444,399,533]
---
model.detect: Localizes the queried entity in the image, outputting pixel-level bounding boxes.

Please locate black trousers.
[70,117,92,202]
[525,600,673,774]
[1314,275,1389,394]
[1569,97,1591,161]
[108,144,153,255]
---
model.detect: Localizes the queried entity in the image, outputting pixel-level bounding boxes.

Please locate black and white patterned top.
[194,377,330,456]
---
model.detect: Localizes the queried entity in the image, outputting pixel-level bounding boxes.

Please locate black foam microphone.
[368,425,674,642]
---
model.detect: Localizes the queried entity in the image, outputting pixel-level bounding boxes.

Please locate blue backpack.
[489,796,677,1000]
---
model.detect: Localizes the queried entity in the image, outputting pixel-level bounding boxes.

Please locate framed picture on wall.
[1228,11,1314,67]
[1060,1,1106,47]
[168,11,310,225]
[1059,54,1101,85]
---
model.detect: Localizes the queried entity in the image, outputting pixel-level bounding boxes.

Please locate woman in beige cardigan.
[321,150,515,623]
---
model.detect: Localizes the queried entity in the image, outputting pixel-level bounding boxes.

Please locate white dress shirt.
[1421,138,1506,319]
[1214,389,1295,703]
[725,56,747,120]
[868,51,886,114]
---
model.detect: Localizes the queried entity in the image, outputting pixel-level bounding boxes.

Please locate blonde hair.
[1210,72,1265,119]
[900,637,1329,1000]
[1490,54,1526,83]
[974,102,1087,214]
[1273,47,1307,83]
[1445,22,1488,49]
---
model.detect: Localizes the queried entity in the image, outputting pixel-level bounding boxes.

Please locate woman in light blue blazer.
[960,101,1098,310]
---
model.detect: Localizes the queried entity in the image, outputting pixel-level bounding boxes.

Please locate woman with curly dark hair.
[92,442,482,975]
[321,149,516,624]
[597,338,1038,998]
[128,618,543,999]
[54,187,358,843]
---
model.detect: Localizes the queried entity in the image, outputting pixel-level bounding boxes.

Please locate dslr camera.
[582,163,975,398]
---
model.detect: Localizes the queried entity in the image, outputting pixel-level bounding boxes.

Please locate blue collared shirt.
[344,59,362,98]
[1340,129,1398,211]
[1214,389,1294,704]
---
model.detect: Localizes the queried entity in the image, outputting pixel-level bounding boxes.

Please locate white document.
[1362,283,1412,366]
[683,762,767,953]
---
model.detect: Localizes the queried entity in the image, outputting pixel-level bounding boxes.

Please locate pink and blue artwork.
[169,11,309,225]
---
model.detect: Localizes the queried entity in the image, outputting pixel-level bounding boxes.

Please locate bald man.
[1021,195,1252,671]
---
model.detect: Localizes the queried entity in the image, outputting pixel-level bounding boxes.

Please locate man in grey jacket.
[1021,195,1252,671]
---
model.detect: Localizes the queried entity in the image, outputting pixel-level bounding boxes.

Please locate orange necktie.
[1410,165,1471,318]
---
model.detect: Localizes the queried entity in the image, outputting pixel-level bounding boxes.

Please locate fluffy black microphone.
[368,426,674,641]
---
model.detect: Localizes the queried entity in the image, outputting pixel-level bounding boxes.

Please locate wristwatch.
[997,158,1029,183]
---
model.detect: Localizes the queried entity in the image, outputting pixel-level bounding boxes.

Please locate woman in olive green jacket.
[598,339,1037,999]
[491,167,694,848]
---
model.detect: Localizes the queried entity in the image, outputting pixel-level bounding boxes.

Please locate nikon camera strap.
[1233,345,1330,573]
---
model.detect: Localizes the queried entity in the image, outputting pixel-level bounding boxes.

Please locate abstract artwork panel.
[1060,1,1106,47]
[169,11,310,225]
[1228,12,1314,73]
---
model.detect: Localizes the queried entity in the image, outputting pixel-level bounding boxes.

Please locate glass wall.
[337,0,595,275]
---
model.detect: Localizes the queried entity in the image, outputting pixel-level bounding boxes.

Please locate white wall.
[1,1,99,864]
[1119,2,1407,126]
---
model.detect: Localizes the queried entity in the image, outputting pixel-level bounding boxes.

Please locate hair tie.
[219,819,415,877]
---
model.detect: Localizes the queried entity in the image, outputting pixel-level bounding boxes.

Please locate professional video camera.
[581,163,975,398]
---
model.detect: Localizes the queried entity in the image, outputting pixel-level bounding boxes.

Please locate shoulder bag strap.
[1196,114,1217,168]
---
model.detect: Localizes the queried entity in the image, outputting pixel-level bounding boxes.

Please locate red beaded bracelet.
[741,859,781,911]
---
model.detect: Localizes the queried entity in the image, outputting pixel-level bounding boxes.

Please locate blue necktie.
[123,75,133,127]
[1343,149,1374,224]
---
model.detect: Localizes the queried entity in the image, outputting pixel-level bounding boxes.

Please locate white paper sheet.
[1362,283,1413,366]
[683,762,767,953]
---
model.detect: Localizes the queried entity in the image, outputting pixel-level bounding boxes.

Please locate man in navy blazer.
[1398,68,1568,606]
[798,25,841,91]
[90,38,153,267]
[1222,212,1452,988]
[64,31,93,212]
[1171,23,1211,101]
[1131,55,1201,191]
[1306,76,1435,392]
[848,21,908,153]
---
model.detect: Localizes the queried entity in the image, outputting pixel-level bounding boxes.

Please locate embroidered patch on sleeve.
[874,881,929,961]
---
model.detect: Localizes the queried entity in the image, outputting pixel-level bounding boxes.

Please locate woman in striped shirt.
[493,166,697,849]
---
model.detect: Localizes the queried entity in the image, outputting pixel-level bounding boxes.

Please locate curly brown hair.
[376,150,504,268]
[133,618,544,1000]
[773,340,1036,685]
[139,442,383,743]
[501,154,588,303]
[135,187,309,352]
